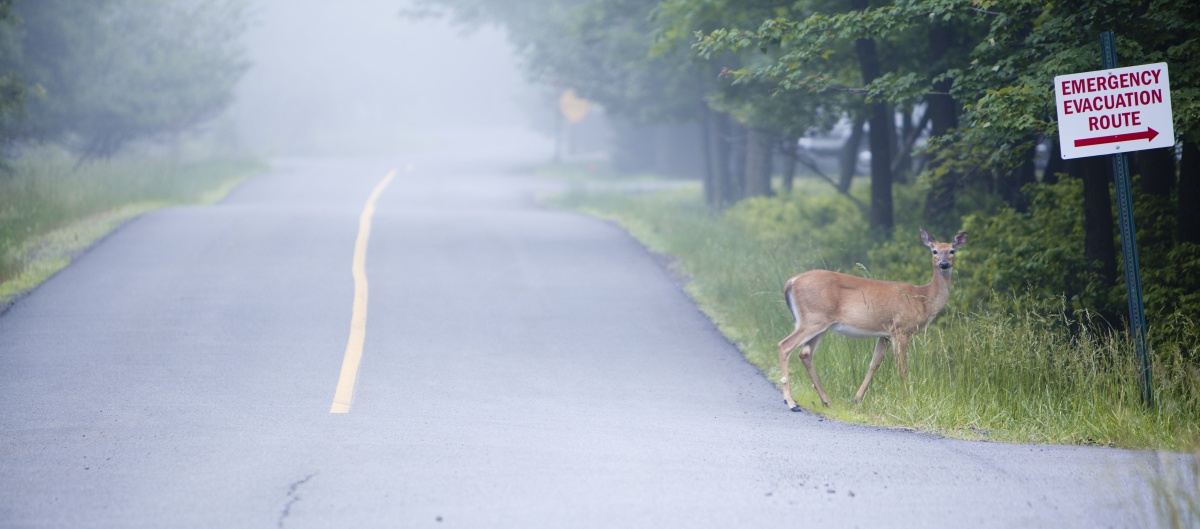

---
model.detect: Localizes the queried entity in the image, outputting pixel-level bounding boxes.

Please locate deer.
[777,228,967,411]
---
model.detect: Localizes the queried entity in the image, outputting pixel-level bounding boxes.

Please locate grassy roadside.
[544,169,1200,452]
[0,146,265,308]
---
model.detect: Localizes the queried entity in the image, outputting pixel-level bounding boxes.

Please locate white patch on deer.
[829,322,889,339]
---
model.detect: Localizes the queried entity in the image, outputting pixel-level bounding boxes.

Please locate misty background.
[228,0,553,158]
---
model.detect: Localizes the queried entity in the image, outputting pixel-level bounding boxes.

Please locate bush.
[725,182,871,271]
[702,174,1199,389]
[954,178,1118,316]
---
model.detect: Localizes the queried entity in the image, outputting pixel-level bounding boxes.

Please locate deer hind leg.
[854,336,891,403]
[777,325,827,411]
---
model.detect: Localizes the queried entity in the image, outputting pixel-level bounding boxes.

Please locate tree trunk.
[1180,141,1200,245]
[922,21,960,231]
[1002,140,1037,212]
[851,15,893,235]
[865,101,894,235]
[743,128,774,198]
[729,123,748,201]
[892,104,926,183]
[1071,156,1118,286]
[701,105,716,206]
[780,139,798,193]
[1132,146,1176,249]
[1044,139,1063,185]
[893,105,909,184]
[839,112,866,194]
[1137,146,1175,198]
[706,110,735,207]
[611,120,654,173]
[653,123,705,178]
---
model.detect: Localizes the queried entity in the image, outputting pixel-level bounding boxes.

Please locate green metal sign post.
[1099,31,1154,407]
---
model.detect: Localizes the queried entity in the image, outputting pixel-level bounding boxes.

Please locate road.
[0,135,1170,528]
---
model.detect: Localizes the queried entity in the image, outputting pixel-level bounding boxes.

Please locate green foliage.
[656,0,850,136]
[417,0,715,125]
[0,0,25,150]
[724,180,870,270]
[954,179,1105,312]
[949,177,1200,359]
[693,1,992,105]
[1140,245,1200,366]
[697,0,1200,166]
[547,0,706,123]
[4,0,249,159]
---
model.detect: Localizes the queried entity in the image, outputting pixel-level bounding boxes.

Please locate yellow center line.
[330,170,396,413]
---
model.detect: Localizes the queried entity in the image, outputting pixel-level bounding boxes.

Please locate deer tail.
[784,277,801,330]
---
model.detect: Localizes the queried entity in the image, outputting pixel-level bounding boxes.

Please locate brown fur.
[778,228,967,410]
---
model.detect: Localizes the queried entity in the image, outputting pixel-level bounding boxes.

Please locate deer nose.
[939,261,951,270]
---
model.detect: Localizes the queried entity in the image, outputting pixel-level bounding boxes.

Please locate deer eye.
[931,249,938,255]
[949,249,955,255]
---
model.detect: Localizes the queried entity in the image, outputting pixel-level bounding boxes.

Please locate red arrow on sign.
[1074,127,1159,148]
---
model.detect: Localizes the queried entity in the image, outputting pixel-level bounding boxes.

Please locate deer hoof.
[790,405,803,412]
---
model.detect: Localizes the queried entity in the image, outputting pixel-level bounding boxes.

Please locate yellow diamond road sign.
[558,89,592,124]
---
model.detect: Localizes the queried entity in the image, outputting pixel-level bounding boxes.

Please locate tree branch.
[970,7,1005,16]
[791,145,869,215]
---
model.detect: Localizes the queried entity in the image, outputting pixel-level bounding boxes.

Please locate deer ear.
[920,227,935,247]
[953,231,967,249]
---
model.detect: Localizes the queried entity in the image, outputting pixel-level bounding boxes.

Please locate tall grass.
[551,182,1200,451]
[0,145,264,299]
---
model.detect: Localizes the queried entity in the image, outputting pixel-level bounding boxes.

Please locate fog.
[229,0,552,158]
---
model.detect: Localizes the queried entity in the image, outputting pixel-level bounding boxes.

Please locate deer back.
[789,269,938,335]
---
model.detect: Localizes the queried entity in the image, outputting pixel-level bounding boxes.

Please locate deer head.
[920,228,967,273]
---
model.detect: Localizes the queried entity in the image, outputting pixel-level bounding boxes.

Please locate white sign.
[1054,62,1174,160]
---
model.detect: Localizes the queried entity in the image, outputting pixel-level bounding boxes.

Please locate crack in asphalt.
[277,473,316,529]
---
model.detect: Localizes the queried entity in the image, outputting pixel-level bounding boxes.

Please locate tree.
[10,0,249,159]
[0,0,27,154]
[698,2,1198,211]
[848,0,893,234]
[663,0,863,205]
[696,2,930,232]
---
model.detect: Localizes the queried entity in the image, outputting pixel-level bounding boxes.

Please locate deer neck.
[917,268,954,322]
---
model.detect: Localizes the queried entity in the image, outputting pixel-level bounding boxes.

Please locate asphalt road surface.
[0,138,1174,528]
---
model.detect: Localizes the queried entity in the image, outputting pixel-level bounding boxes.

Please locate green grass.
[0,146,265,306]
[548,179,1200,451]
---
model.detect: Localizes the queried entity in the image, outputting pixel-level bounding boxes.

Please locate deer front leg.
[893,333,910,379]
[778,338,798,411]
[797,334,830,407]
[893,334,911,396]
[778,326,826,411]
[854,336,891,403]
